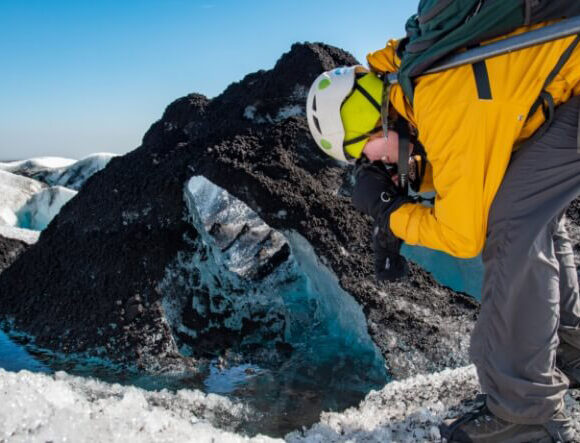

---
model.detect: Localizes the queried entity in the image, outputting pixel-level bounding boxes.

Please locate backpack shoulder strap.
[525,34,580,145]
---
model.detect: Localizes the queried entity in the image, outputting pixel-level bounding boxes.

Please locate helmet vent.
[313,96,317,112]
[313,116,322,134]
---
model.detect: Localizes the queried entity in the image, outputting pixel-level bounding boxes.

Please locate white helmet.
[306,66,360,163]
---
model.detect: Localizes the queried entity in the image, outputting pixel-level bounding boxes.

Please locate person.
[306,23,580,442]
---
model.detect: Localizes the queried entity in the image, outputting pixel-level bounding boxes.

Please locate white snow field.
[2,366,578,442]
[0,153,117,191]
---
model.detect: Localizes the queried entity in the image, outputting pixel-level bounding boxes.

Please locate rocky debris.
[0,235,29,275]
[1,42,479,377]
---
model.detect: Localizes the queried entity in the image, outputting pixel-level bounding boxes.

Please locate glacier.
[0,154,116,234]
[0,153,117,191]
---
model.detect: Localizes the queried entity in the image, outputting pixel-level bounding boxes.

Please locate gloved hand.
[372,223,409,282]
[352,160,411,233]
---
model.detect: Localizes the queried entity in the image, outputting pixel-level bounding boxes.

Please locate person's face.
[362,129,400,163]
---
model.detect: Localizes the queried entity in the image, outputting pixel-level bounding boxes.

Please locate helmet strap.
[353,81,382,113]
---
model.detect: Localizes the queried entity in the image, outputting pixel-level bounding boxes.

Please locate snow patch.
[0,368,278,443]
[0,156,75,170]
[276,105,304,120]
[0,225,40,245]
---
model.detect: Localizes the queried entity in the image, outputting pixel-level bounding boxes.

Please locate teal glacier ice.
[402,244,483,299]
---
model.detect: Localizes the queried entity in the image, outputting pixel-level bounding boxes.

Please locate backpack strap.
[525,34,580,147]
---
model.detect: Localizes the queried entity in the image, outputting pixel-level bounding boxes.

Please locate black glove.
[372,223,409,282]
[352,160,411,233]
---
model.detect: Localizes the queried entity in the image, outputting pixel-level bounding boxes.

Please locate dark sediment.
[0,43,481,378]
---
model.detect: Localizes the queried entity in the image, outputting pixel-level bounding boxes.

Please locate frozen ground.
[3,366,578,442]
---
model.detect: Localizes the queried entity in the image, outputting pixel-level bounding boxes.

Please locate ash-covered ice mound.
[0,42,478,378]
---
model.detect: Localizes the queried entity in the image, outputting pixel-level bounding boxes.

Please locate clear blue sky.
[0,1,416,160]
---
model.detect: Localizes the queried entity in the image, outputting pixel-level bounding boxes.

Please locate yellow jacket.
[367,24,580,258]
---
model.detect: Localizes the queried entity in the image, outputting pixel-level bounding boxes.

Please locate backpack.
[397,0,580,103]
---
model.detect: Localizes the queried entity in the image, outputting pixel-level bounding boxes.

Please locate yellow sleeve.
[390,100,527,258]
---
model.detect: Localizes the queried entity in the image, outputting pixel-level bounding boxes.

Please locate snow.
[0,153,117,191]
[243,103,304,124]
[3,365,577,442]
[276,105,304,120]
[0,368,278,443]
[0,225,40,244]
[0,156,76,170]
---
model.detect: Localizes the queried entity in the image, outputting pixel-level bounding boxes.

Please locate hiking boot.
[557,342,580,389]
[440,401,575,442]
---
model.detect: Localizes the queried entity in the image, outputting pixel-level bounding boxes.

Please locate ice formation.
[0,170,44,226]
[0,153,117,191]
[0,154,112,232]
[160,176,387,381]
[16,186,77,231]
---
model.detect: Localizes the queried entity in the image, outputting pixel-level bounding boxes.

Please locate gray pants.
[470,96,580,424]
